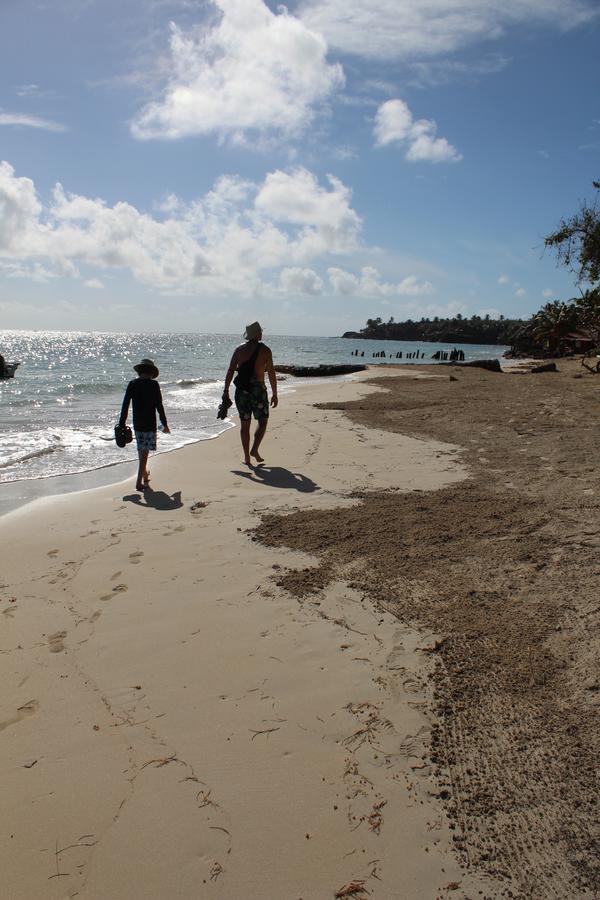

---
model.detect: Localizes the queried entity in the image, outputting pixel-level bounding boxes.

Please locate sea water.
[0,331,508,484]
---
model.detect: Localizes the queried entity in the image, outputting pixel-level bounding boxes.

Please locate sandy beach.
[1,364,598,899]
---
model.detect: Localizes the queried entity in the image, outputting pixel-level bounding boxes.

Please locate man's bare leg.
[136,449,150,491]
[250,418,268,463]
[240,419,252,465]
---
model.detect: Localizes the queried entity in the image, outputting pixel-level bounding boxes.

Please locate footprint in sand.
[129,551,144,564]
[89,610,102,623]
[0,699,39,732]
[163,525,186,536]
[110,571,123,581]
[402,677,422,694]
[100,584,128,601]
[47,549,59,558]
[48,630,67,653]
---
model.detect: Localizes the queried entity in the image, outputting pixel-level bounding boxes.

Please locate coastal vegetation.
[344,180,600,356]
[342,313,522,345]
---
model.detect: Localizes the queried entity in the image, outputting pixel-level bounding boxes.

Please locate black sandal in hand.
[216,394,232,420]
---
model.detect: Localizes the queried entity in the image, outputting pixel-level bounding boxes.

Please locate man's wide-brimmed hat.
[134,358,159,378]
[244,321,262,341]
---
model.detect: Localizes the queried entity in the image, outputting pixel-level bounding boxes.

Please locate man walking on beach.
[222,322,278,465]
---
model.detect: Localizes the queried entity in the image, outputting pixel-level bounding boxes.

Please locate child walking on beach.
[119,358,170,492]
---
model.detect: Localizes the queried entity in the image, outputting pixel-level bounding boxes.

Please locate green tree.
[545,181,600,286]
[574,288,600,346]
[531,301,577,350]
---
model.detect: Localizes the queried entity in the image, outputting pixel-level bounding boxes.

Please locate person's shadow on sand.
[123,488,184,510]
[232,466,318,493]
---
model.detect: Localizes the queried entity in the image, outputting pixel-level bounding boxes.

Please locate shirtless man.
[223,322,278,465]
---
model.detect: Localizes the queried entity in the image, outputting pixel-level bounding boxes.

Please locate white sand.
[1,373,486,899]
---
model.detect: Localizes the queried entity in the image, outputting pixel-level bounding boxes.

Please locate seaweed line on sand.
[253,364,600,898]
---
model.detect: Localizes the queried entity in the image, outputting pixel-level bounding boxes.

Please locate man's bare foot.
[243,457,252,466]
[250,449,264,463]
[143,470,150,485]
[136,482,144,492]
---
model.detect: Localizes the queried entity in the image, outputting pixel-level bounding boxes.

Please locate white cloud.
[155,192,181,214]
[131,0,344,143]
[498,274,510,284]
[328,265,433,297]
[14,84,43,98]
[397,274,434,295]
[84,278,104,289]
[279,267,323,294]
[0,160,361,296]
[360,266,396,297]
[407,54,510,88]
[331,144,357,160]
[374,99,412,144]
[514,287,526,297]
[374,99,461,163]
[255,168,361,254]
[0,112,66,132]
[328,267,359,294]
[0,163,43,251]
[542,287,554,297]
[1,260,62,283]
[298,0,598,61]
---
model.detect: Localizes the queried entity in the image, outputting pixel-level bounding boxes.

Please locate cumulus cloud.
[396,274,434,295]
[514,287,526,297]
[131,0,344,143]
[374,99,461,163]
[328,265,433,297]
[542,287,554,297]
[498,274,510,284]
[0,160,361,296]
[84,278,104,289]
[298,0,598,61]
[255,168,361,254]
[279,267,323,294]
[0,112,66,132]
[328,267,360,295]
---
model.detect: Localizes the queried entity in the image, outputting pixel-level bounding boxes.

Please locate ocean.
[0,331,509,485]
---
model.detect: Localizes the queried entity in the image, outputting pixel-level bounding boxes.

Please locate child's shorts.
[135,430,157,451]
[235,383,269,421]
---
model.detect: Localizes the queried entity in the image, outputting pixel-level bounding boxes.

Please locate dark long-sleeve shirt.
[119,377,167,432]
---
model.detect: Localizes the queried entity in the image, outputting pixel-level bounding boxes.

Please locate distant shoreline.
[341,331,510,346]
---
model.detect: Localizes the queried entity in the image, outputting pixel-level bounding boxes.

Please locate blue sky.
[1,0,599,336]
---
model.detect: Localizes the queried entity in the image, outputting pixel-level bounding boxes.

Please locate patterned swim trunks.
[235,382,269,422]
[135,430,157,451]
